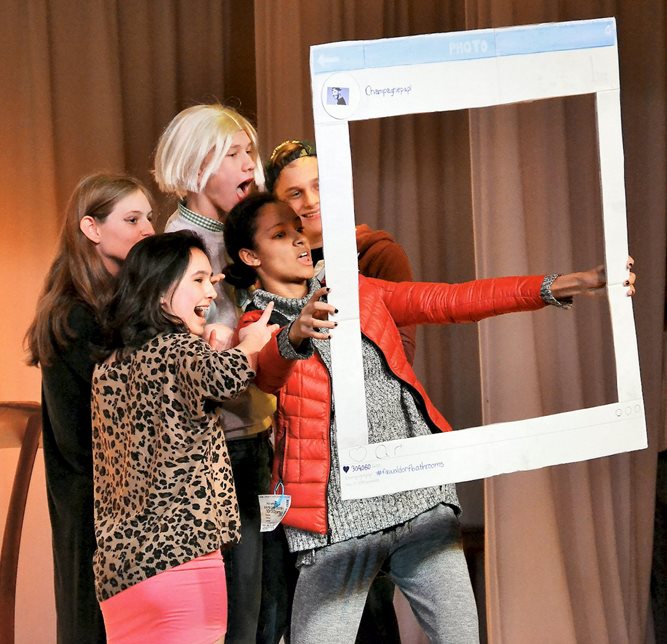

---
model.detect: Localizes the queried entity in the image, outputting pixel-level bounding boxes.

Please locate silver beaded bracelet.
[540,273,574,309]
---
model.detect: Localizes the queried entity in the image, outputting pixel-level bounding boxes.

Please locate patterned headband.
[264,140,317,193]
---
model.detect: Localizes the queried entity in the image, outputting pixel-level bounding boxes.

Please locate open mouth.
[301,210,320,220]
[194,305,209,319]
[236,179,254,200]
[297,251,312,265]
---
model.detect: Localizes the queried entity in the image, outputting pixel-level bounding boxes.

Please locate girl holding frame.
[223,192,635,643]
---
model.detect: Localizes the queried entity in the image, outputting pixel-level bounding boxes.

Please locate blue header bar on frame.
[311,18,617,75]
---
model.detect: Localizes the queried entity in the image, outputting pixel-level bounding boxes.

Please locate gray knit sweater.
[250,280,460,554]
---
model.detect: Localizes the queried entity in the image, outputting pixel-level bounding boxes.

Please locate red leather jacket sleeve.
[362,274,546,327]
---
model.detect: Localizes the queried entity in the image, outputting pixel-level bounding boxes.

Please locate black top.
[41,302,106,643]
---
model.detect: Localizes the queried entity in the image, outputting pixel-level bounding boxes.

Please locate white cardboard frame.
[309,18,646,500]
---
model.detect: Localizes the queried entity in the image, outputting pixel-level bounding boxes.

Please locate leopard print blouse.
[91,333,254,601]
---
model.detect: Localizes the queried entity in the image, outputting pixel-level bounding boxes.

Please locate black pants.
[224,433,273,644]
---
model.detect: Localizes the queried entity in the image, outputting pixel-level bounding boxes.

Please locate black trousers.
[224,432,273,644]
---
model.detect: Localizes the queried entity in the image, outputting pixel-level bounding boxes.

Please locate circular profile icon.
[328,86,348,105]
[321,73,359,119]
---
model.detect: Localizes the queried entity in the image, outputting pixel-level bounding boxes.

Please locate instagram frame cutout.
[310,18,646,500]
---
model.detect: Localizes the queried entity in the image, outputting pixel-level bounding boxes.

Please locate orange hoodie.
[355,224,416,363]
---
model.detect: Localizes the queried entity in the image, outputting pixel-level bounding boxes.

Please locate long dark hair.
[101,231,210,359]
[223,192,281,289]
[26,173,153,366]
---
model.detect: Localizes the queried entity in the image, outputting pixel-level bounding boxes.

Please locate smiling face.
[83,189,155,276]
[193,129,257,220]
[162,247,217,336]
[240,201,313,299]
[272,155,322,249]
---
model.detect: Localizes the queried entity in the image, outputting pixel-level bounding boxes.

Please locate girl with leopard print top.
[91,231,277,643]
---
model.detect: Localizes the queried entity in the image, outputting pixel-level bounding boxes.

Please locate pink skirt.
[100,550,227,644]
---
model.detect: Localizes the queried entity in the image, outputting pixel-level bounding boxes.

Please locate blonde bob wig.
[153,104,264,198]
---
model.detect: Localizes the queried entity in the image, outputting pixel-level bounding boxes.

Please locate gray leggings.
[291,503,479,644]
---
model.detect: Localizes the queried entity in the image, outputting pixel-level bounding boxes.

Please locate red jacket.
[239,274,545,534]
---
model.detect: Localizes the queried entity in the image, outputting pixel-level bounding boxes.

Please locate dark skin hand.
[288,287,337,348]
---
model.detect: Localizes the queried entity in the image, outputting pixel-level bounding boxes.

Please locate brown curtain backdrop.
[254,2,667,643]
[0,1,255,639]
[467,3,666,644]
[0,0,257,403]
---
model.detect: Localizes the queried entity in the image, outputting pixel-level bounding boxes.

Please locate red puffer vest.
[239,274,545,534]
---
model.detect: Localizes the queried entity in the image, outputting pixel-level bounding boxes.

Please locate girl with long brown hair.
[26,173,154,643]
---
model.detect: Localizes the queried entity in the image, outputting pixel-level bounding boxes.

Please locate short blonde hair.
[153,104,264,198]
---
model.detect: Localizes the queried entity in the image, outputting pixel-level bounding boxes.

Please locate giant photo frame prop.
[310,18,646,500]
